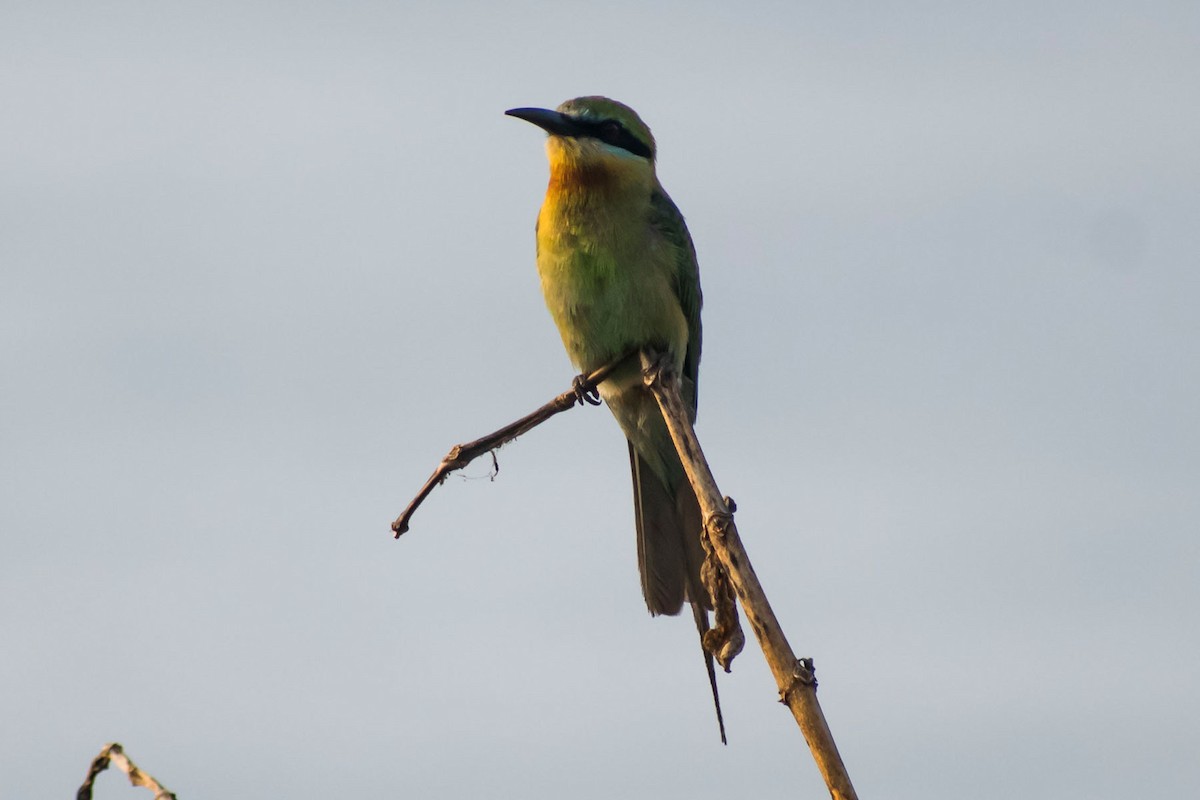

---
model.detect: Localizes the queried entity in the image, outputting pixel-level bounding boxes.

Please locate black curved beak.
[505,107,585,137]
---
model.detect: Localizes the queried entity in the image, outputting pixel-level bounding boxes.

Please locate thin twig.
[641,351,859,800]
[78,743,176,800]
[393,350,859,796]
[393,353,633,536]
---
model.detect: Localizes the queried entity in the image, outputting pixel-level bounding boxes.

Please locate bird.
[506,96,723,742]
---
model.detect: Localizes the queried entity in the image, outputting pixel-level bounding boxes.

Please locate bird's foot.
[572,374,603,406]
[638,348,675,389]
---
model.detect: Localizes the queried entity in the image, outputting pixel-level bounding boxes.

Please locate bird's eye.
[591,119,651,159]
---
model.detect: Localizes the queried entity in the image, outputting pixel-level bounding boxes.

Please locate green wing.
[649,188,703,414]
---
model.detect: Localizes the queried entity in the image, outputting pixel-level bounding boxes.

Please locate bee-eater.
[506,97,723,741]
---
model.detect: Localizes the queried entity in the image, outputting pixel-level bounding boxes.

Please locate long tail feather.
[691,602,727,744]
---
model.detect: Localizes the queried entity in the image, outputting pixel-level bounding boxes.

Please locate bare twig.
[78,743,176,800]
[393,353,633,536]
[393,349,858,796]
[641,351,858,800]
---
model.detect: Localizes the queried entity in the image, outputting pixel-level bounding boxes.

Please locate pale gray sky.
[3,2,1198,798]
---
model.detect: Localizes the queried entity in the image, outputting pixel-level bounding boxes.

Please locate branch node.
[796,656,817,685]
[779,657,819,704]
[707,510,734,539]
[638,348,672,388]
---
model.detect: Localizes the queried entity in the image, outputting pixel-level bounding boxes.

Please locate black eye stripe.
[576,119,653,160]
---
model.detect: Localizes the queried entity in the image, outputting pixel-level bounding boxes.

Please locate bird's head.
[506,96,656,186]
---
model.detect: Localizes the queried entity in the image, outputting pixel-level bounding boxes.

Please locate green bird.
[506,96,723,741]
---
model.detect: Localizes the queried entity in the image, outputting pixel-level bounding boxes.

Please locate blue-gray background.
[3,2,1197,797]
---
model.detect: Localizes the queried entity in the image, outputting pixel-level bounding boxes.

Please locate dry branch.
[393,351,859,798]
[640,351,858,800]
[393,354,632,536]
[77,742,176,800]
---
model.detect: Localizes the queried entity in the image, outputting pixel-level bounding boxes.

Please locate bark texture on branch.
[641,352,859,800]
[393,354,632,536]
[77,742,176,800]
[393,352,860,798]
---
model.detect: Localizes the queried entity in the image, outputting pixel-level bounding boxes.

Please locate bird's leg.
[572,373,603,406]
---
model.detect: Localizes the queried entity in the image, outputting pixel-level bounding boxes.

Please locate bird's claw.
[573,374,603,406]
